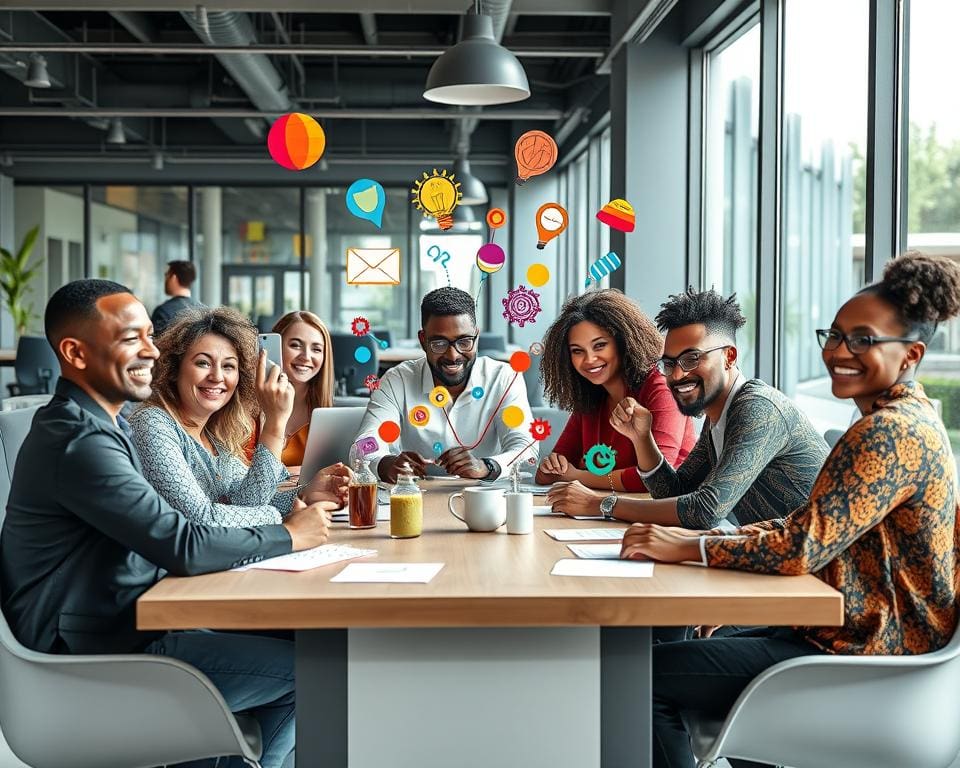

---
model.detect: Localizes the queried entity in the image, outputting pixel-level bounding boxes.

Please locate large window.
[702,23,760,377]
[779,0,868,432]
[907,0,960,460]
[90,186,188,314]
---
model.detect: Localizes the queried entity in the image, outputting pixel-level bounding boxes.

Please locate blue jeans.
[652,627,823,768]
[144,630,295,768]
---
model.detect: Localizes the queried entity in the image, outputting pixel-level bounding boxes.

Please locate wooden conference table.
[138,485,843,768]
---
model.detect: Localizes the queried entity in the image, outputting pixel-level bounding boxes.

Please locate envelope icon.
[346,247,401,286]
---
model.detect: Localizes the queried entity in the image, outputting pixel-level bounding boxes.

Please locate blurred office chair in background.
[6,336,59,397]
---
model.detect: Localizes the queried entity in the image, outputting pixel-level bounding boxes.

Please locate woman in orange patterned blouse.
[620,252,960,768]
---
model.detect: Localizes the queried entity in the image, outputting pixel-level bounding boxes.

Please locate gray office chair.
[7,336,60,397]
[371,328,393,348]
[824,428,844,448]
[0,407,265,768]
[330,332,378,397]
[686,620,960,768]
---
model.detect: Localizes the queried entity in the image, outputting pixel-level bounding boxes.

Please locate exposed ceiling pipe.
[359,13,378,46]
[449,0,513,159]
[108,11,157,44]
[0,106,563,120]
[107,10,261,143]
[180,9,294,121]
[0,42,603,59]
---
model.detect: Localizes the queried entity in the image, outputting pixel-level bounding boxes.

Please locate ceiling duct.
[181,9,293,118]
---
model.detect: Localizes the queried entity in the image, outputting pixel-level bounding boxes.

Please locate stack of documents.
[331,563,444,583]
[551,559,654,578]
[544,528,626,542]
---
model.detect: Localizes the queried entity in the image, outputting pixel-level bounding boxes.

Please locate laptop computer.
[299,406,368,482]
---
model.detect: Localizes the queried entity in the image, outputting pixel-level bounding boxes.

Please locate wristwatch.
[600,493,618,520]
[481,458,500,480]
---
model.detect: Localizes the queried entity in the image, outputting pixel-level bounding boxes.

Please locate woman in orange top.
[620,252,960,768]
[272,311,335,467]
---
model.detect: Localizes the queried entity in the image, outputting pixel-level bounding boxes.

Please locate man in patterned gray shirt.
[548,287,828,531]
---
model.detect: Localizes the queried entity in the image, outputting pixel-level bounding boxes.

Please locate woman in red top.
[535,289,696,492]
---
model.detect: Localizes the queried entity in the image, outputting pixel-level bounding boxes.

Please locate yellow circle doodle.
[408,406,431,428]
[429,386,451,408]
[501,405,525,429]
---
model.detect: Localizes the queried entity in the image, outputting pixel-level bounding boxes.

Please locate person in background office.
[0,280,333,768]
[548,287,827,530]
[271,310,335,467]
[151,260,202,336]
[535,289,696,492]
[354,287,537,483]
[622,252,960,768]
[129,307,347,528]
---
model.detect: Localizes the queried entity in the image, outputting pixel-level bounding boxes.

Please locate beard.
[429,355,475,387]
[672,376,726,417]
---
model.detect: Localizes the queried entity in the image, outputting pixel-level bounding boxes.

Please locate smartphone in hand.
[258,333,283,369]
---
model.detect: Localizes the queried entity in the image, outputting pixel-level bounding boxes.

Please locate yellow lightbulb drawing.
[411,168,462,231]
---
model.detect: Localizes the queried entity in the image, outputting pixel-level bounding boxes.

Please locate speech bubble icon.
[345,179,386,228]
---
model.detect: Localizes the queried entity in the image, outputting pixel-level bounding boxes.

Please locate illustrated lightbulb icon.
[411,169,462,231]
[515,130,558,185]
[535,203,568,249]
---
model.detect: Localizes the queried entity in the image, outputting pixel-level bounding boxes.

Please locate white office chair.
[0,406,264,768]
[686,621,960,768]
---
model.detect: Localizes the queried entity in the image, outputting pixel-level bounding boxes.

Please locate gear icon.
[585,443,617,476]
[351,316,371,337]
[363,374,380,392]
[502,285,542,328]
[529,418,551,441]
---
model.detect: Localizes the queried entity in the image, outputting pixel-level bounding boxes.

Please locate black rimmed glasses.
[656,345,730,375]
[815,329,918,355]
[427,333,479,355]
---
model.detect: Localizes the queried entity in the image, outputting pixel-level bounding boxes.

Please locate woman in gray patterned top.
[130,307,347,528]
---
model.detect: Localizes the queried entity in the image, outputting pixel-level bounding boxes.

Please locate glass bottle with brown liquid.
[348,458,379,529]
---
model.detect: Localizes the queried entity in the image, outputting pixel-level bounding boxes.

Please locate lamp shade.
[106,118,126,145]
[24,54,51,89]
[453,157,488,205]
[423,14,530,106]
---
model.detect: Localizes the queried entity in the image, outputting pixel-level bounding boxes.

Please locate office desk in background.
[138,487,843,768]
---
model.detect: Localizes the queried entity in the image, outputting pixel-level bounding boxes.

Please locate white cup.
[505,491,533,535]
[448,487,506,532]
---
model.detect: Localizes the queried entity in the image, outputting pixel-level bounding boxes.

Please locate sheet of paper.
[544,528,626,542]
[518,482,555,494]
[233,544,376,572]
[533,505,562,516]
[567,543,622,559]
[551,559,654,578]
[331,562,445,584]
[332,504,391,523]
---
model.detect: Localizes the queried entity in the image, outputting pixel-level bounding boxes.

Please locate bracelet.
[607,471,616,493]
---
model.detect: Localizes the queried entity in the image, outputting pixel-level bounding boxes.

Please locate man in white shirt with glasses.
[353,287,537,484]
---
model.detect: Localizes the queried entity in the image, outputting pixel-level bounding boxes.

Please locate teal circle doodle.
[471,386,484,399]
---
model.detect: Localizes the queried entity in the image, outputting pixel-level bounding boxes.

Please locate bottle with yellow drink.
[389,463,423,539]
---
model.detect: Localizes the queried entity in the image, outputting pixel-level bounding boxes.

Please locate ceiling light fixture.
[453,157,488,205]
[24,54,51,89]
[106,118,126,145]
[423,12,530,106]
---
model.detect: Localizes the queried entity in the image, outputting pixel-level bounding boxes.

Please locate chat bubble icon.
[346,179,386,228]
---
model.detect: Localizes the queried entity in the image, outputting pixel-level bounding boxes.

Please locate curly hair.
[860,251,960,342]
[146,306,258,459]
[272,310,334,411]
[540,289,663,414]
[654,286,746,341]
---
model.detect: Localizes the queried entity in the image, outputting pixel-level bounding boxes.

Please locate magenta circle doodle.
[502,285,542,328]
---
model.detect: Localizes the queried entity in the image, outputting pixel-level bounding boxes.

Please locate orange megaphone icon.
[515,130,558,185]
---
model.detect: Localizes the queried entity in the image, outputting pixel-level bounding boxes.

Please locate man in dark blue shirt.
[152,260,202,336]
[0,279,329,768]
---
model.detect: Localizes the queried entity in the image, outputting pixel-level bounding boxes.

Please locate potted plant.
[0,225,41,339]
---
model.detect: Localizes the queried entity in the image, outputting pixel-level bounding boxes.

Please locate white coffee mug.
[505,491,533,534]
[448,487,506,532]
